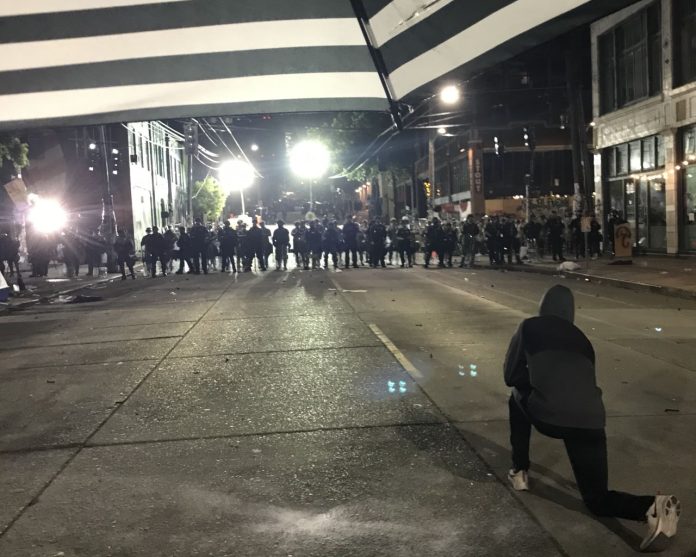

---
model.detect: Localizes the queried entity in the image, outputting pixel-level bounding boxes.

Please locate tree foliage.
[192,175,225,222]
[0,135,29,171]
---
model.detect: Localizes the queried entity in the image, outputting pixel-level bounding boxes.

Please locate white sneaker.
[640,495,681,552]
[508,469,529,491]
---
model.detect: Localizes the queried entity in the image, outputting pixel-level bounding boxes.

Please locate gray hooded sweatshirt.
[504,285,606,429]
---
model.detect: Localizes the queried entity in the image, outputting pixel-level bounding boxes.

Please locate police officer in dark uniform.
[219,220,238,273]
[175,226,194,274]
[341,216,360,269]
[189,219,209,274]
[396,217,413,268]
[62,229,83,277]
[547,211,566,262]
[272,220,290,271]
[292,221,309,270]
[85,230,106,276]
[306,221,323,269]
[246,218,266,271]
[322,221,340,269]
[145,225,168,277]
[114,229,136,280]
[424,217,443,268]
[368,217,387,268]
[236,221,247,271]
[501,216,519,265]
[442,221,457,268]
[459,215,479,267]
[484,217,500,265]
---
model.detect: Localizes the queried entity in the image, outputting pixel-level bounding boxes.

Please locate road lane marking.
[368,323,423,380]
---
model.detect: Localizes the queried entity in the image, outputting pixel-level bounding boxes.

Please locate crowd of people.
[418,211,605,269]
[133,210,608,279]
[135,215,419,279]
[1,208,614,284]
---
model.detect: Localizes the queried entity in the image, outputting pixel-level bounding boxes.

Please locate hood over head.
[539,285,575,323]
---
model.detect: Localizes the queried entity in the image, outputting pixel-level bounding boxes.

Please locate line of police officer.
[136,215,422,276]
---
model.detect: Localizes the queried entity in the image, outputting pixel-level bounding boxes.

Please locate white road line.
[368,323,423,379]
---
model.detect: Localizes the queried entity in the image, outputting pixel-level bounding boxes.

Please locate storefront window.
[683,171,696,250]
[609,180,624,214]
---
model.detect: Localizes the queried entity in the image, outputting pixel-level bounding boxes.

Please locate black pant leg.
[508,395,532,472]
[562,432,654,521]
[200,250,208,273]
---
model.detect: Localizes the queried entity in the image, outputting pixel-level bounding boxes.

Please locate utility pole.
[98,125,119,272]
[428,130,436,216]
[566,49,594,266]
[165,134,173,226]
[147,123,158,228]
[183,120,198,224]
[524,125,536,223]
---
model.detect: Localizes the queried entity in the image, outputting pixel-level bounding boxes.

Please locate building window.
[606,135,664,178]
[617,144,629,175]
[656,134,665,167]
[642,137,655,169]
[629,140,642,172]
[675,0,696,86]
[598,3,661,114]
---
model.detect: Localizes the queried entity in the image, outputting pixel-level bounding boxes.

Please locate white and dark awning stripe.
[0,0,638,130]
[0,0,388,129]
[367,0,637,100]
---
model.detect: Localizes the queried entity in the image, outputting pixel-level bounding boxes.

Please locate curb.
[487,263,696,301]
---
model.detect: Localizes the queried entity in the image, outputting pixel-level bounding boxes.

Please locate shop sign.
[614,223,632,258]
[474,157,482,194]
[3,178,28,206]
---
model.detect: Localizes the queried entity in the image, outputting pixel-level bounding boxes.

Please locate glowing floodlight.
[289,140,330,179]
[440,85,460,105]
[28,198,68,234]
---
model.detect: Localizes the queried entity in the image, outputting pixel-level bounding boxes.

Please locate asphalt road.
[0,261,694,556]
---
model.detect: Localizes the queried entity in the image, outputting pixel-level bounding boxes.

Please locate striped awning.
[0,0,635,130]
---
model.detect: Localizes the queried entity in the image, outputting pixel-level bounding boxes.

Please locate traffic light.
[493,136,504,156]
[110,147,120,176]
[184,121,198,155]
[87,140,99,172]
[523,126,536,151]
[423,179,432,198]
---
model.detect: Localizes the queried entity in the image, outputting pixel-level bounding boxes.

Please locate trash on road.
[53,294,103,304]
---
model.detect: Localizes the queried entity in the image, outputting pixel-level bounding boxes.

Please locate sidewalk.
[500,254,696,299]
[0,263,130,313]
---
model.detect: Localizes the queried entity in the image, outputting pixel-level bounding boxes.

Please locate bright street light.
[440,85,460,105]
[250,144,259,152]
[289,140,331,180]
[289,140,331,205]
[219,159,255,216]
[437,127,447,135]
[27,197,68,234]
